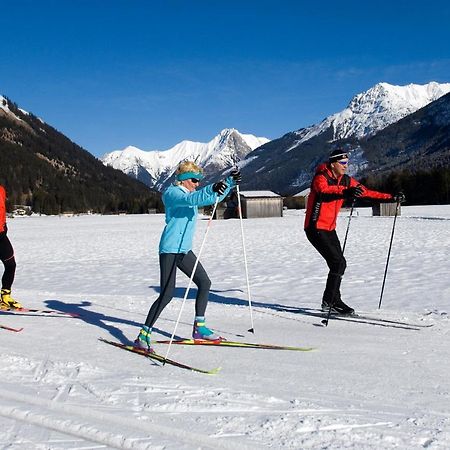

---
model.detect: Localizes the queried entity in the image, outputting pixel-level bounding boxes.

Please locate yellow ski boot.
[0,289,22,310]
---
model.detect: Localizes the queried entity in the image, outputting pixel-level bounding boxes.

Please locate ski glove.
[394,192,406,203]
[213,181,227,196]
[230,169,242,184]
[343,185,364,199]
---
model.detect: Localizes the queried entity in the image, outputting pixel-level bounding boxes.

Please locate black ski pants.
[0,231,16,290]
[305,228,346,305]
[145,251,211,328]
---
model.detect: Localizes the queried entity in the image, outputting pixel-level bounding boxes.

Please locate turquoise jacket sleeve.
[164,183,217,208]
[164,177,236,208]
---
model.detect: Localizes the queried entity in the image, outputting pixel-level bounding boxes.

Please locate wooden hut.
[284,188,310,209]
[239,191,283,219]
[372,202,401,216]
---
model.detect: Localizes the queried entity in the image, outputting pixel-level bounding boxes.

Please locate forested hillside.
[0,98,162,214]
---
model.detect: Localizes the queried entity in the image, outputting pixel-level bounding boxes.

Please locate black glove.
[212,181,227,196]
[343,185,364,199]
[230,169,242,184]
[394,192,406,203]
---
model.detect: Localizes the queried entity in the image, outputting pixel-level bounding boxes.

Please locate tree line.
[361,166,450,205]
[1,99,163,215]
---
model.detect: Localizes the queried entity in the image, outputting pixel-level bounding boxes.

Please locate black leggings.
[0,232,16,290]
[305,228,346,304]
[145,251,211,328]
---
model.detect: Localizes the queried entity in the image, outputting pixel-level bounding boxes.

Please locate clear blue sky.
[1,0,449,157]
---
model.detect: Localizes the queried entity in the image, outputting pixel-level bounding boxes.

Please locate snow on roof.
[293,188,310,197]
[239,190,280,198]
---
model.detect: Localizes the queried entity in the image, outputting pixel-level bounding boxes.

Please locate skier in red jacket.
[304,149,402,315]
[0,185,22,309]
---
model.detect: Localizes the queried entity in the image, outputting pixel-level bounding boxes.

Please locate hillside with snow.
[0,95,32,125]
[102,129,269,190]
[290,81,450,147]
[238,82,450,194]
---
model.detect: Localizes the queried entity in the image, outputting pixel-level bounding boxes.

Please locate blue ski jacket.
[159,177,234,254]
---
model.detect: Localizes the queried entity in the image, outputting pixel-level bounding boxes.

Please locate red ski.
[99,338,221,375]
[0,324,23,332]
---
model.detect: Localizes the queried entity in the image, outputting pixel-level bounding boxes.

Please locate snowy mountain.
[289,81,450,147]
[102,129,270,190]
[238,82,450,194]
[359,91,450,175]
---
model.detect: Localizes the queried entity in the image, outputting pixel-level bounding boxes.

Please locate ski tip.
[209,367,222,375]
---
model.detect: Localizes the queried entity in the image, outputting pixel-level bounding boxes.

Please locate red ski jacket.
[0,185,6,232]
[304,163,392,231]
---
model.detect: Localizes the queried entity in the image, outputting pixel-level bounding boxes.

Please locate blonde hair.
[175,161,203,184]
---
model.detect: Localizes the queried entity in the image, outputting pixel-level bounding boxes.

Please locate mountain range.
[235,82,450,194]
[103,82,450,195]
[102,129,269,190]
[2,80,450,215]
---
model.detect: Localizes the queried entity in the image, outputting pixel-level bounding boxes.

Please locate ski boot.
[134,326,155,353]
[321,298,354,315]
[192,316,223,341]
[0,289,22,310]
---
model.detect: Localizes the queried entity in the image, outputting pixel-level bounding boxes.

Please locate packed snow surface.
[1,205,449,449]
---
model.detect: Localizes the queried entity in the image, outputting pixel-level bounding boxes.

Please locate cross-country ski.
[0,307,79,317]
[155,338,315,351]
[0,323,23,332]
[99,338,221,375]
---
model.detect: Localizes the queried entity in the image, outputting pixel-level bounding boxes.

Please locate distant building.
[284,188,310,209]
[372,202,400,216]
[294,188,310,198]
[238,191,283,219]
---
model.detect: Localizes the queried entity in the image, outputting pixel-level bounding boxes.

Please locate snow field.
[1,207,449,449]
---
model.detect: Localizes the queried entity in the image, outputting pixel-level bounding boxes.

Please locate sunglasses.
[190,178,200,183]
[337,160,348,166]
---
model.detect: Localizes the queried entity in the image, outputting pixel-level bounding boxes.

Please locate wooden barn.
[284,188,310,209]
[372,202,401,216]
[238,191,283,219]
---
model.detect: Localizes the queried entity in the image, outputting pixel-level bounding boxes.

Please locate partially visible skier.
[135,161,241,352]
[0,185,22,310]
[304,149,404,315]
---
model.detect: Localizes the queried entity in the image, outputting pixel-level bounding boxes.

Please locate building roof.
[293,188,310,197]
[239,190,280,198]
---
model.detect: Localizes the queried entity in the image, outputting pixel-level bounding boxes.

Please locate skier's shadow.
[153,288,401,328]
[44,299,181,344]
[148,285,323,322]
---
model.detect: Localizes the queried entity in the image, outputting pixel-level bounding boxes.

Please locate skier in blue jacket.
[135,160,241,352]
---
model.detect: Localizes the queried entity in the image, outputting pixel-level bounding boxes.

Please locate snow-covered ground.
[1,205,449,449]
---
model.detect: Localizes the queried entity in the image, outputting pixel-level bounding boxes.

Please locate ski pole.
[163,198,220,364]
[378,198,401,309]
[342,200,355,253]
[230,155,255,333]
[322,198,355,327]
[236,183,255,333]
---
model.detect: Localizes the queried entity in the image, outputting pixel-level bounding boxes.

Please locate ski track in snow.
[1,206,449,449]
